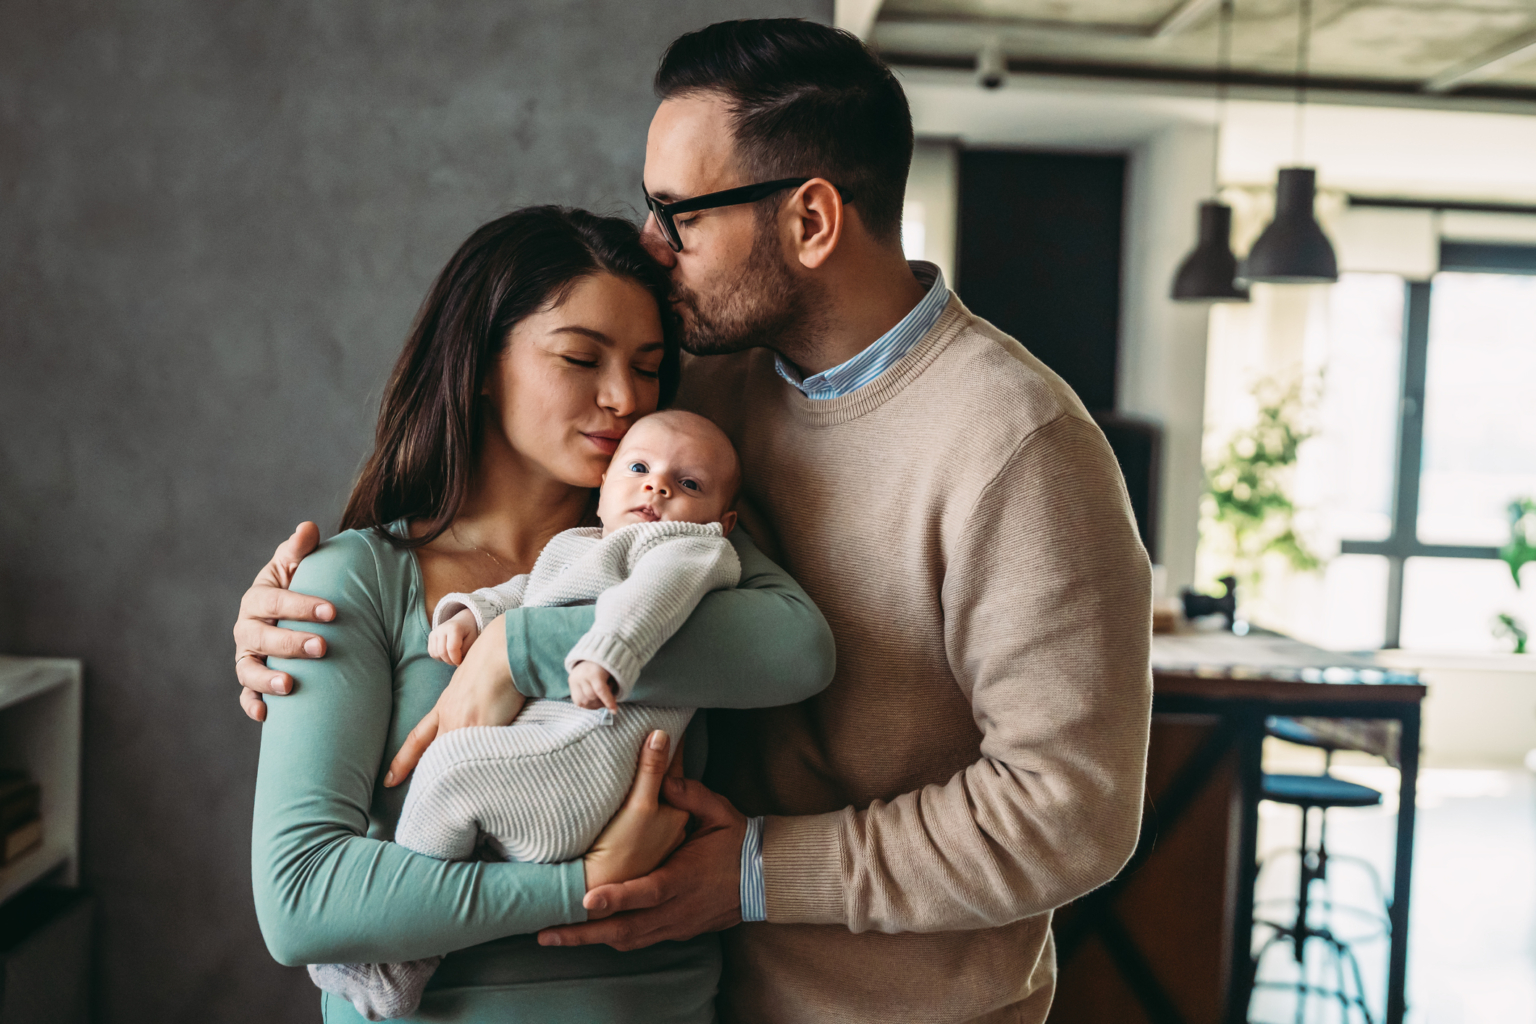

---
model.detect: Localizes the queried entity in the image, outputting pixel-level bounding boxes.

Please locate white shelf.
[0,836,71,906]
[0,656,82,904]
[0,656,79,711]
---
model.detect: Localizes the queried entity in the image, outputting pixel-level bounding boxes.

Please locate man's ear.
[719,509,738,536]
[785,178,844,270]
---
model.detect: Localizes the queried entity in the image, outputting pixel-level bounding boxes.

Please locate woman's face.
[488,272,666,489]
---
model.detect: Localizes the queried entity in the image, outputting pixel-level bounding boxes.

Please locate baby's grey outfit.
[309,521,740,1020]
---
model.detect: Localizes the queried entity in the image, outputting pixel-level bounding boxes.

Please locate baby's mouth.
[629,505,660,522]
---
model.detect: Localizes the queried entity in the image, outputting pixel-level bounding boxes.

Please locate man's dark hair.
[655,19,914,246]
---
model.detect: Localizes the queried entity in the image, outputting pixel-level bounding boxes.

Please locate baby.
[310,410,743,1020]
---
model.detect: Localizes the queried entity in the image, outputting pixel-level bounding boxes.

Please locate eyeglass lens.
[646,197,683,252]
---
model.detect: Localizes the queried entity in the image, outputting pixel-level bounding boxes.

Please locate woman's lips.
[582,431,623,456]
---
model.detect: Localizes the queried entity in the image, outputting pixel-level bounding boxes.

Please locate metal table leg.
[1224,703,1266,1024]
[1385,704,1421,1024]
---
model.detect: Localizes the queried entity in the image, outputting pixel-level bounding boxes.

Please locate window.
[1336,243,1536,650]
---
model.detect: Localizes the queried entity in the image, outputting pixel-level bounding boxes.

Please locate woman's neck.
[447,437,592,571]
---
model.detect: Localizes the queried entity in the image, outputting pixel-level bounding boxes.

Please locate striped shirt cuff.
[740,815,766,922]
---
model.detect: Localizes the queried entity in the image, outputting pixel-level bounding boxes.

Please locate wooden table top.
[1152,627,1426,705]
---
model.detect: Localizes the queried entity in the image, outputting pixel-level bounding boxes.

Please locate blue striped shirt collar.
[774,261,948,400]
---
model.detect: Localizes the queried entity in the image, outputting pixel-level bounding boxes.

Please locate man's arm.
[234,522,333,722]
[540,414,1151,946]
[763,415,1152,932]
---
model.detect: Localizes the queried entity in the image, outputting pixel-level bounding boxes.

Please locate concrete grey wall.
[0,2,830,1020]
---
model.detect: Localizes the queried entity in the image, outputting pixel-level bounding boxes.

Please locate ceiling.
[866,0,1536,97]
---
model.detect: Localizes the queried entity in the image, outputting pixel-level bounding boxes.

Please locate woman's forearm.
[504,531,834,708]
[253,824,585,965]
[251,535,586,966]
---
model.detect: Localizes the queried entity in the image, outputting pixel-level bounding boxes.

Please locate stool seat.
[1262,773,1383,809]
[1266,716,1328,748]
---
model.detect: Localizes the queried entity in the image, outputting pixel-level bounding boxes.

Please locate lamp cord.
[1213,0,1234,194]
[1293,0,1312,164]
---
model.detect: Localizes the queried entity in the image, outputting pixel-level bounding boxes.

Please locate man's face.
[642,93,817,357]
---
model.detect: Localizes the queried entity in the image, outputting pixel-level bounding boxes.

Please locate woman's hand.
[582,730,689,906]
[384,615,525,786]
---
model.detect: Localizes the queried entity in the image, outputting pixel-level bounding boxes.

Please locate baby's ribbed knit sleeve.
[564,534,741,697]
[433,575,531,632]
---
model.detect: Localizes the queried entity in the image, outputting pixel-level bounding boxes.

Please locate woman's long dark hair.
[340,206,680,547]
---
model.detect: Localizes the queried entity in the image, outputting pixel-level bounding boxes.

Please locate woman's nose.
[598,367,638,418]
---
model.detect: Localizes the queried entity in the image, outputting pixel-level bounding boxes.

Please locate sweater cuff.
[432,593,485,631]
[564,633,644,698]
[762,812,845,925]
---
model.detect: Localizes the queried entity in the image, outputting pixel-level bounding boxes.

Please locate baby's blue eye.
[682,479,700,491]
[628,462,646,473]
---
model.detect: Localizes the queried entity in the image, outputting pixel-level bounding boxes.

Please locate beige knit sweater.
[677,295,1153,1024]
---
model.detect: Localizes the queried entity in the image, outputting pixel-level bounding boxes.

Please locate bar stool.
[1250,718,1390,1024]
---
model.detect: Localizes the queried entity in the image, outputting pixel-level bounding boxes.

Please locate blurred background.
[2,1,1533,1022]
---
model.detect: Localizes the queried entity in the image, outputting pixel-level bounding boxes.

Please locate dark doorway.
[956,149,1126,414]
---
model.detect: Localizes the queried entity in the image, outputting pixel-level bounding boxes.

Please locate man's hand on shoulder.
[234,521,334,722]
[538,776,748,950]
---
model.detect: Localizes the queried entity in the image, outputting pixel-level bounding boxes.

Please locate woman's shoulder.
[288,526,416,619]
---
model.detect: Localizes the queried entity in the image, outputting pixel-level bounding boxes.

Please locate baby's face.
[596,412,739,535]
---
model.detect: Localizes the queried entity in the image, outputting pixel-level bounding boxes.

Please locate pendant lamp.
[1173,201,1250,300]
[1171,0,1249,302]
[1240,167,1337,282]
[1238,0,1338,284]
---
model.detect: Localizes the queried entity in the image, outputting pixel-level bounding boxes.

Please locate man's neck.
[780,249,929,377]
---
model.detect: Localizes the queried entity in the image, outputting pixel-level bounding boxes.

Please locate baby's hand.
[428,609,480,666]
[568,661,619,714]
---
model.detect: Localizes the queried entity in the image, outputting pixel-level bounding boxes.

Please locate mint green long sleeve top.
[252,524,834,1023]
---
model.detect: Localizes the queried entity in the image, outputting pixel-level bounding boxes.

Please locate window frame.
[1339,240,1536,647]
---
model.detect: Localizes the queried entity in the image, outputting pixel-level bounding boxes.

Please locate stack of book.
[1,769,43,866]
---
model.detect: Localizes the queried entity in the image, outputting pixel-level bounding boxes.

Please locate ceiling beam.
[1424,27,1536,93]
[1152,0,1222,39]
[884,53,1536,111]
[874,14,1152,40]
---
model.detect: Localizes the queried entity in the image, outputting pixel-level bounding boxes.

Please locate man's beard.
[671,219,826,363]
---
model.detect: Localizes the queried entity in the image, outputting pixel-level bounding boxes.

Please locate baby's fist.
[568,661,619,714]
[428,609,480,666]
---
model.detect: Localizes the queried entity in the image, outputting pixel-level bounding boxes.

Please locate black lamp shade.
[1171,201,1250,302]
[1239,167,1338,284]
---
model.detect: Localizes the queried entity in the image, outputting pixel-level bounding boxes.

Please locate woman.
[250,207,833,1022]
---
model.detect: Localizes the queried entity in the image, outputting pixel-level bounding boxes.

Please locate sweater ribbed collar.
[776,295,971,427]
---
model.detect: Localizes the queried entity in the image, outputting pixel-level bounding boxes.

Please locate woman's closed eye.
[561,354,599,369]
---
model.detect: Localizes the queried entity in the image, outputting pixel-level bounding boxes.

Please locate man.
[235,19,1151,1022]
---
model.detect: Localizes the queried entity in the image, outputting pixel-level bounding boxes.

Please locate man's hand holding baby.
[568,661,620,713]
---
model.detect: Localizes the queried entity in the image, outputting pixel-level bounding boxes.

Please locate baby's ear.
[719,510,738,536]
[600,472,607,484]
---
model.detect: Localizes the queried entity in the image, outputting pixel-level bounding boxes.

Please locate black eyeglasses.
[643,177,851,252]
